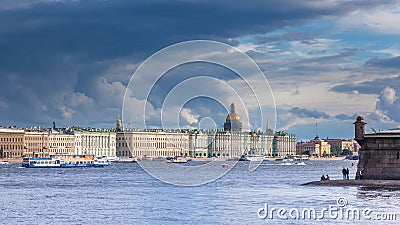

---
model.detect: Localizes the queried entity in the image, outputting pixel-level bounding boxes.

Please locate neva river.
[1,160,399,224]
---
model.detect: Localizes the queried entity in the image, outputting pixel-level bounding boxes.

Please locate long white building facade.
[116,130,189,158]
[115,103,296,159]
[66,128,116,157]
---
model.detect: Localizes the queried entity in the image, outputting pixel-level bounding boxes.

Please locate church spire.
[230,103,235,113]
[116,114,122,131]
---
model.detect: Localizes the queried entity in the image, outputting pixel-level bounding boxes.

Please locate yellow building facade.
[48,133,75,156]
[23,131,49,158]
[0,128,25,158]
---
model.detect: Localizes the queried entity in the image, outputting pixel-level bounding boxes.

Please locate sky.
[1,0,400,140]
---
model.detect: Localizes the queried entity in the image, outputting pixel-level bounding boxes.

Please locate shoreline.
[302,179,400,187]
[1,158,22,163]
[308,156,347,161]
[1,156,350,163]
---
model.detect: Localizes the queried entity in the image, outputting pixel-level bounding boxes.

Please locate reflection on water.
[357,186,400,199]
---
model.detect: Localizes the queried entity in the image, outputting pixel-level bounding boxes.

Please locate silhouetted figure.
[360,169,364,180]
[342,167,346,179]
[321,175,326,181]
[346,168,350,179]
[326,175,330,180]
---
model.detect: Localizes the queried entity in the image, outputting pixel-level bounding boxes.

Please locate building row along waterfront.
[1,104,297,159]
[115,129,296,159]
[0,127,116,159]
[115,104,297,159]
[296,135,360,157]
[1,125,296,160]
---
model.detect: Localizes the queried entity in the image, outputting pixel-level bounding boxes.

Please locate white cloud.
[375,86,400,123]
[379,86,397,105]
[64,92,95,108]
[180,108,199,124]
[96,77,126,107]
[373,47,400,57]
[337,6,400,34]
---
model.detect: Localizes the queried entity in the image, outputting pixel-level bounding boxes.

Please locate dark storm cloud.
[330,77,400,95]
[364,56,400,69]
[0,0,397,127]
[289,107,330,119]
[335,113,358,121]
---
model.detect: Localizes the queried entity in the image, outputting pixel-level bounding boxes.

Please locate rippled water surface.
[1,160,399,224]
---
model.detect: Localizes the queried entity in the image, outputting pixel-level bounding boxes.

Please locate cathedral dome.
[226,113,240,121]
[225,103,240,121]
[224,103,242,132]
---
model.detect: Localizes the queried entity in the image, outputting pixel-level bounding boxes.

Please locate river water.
[0,160,399,224]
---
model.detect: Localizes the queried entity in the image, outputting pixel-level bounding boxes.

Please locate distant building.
[209,131,247,158]
[67,128,116,157]
[48,131,75,156]
[115,105,295,159]
[273,131,297,157]
[0,128,25,159]
[248,131,275,156]
[296,136,331,156]
[296,141,319,156]
[324,138,358,155]
[23,131,49,158]
[116,130,189,158]
[188,130,208,158]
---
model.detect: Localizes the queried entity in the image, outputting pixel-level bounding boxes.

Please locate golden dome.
[116,114,121,127]
[226,112,240,121]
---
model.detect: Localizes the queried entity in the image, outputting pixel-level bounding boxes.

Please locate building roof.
[365,129,400,138]
[0,128,25,133]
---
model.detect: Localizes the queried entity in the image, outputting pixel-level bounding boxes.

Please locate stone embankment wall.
[357,137,400,180]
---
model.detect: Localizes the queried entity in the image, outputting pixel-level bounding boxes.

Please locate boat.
[221,163,230,168]
[22,155,109,168]
[60,155,105,167]
[166,156,190,163]
[100,156,120,162]
[94,158,110,167]
[345,155,359,160]
[22,157,61,168]
[113,157,137,163]
[0,161,9,165]
[239,155,270,162]
[293,155,309,161]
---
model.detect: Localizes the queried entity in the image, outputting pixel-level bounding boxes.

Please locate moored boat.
[166,156,190,163]
[0,161,9,165]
